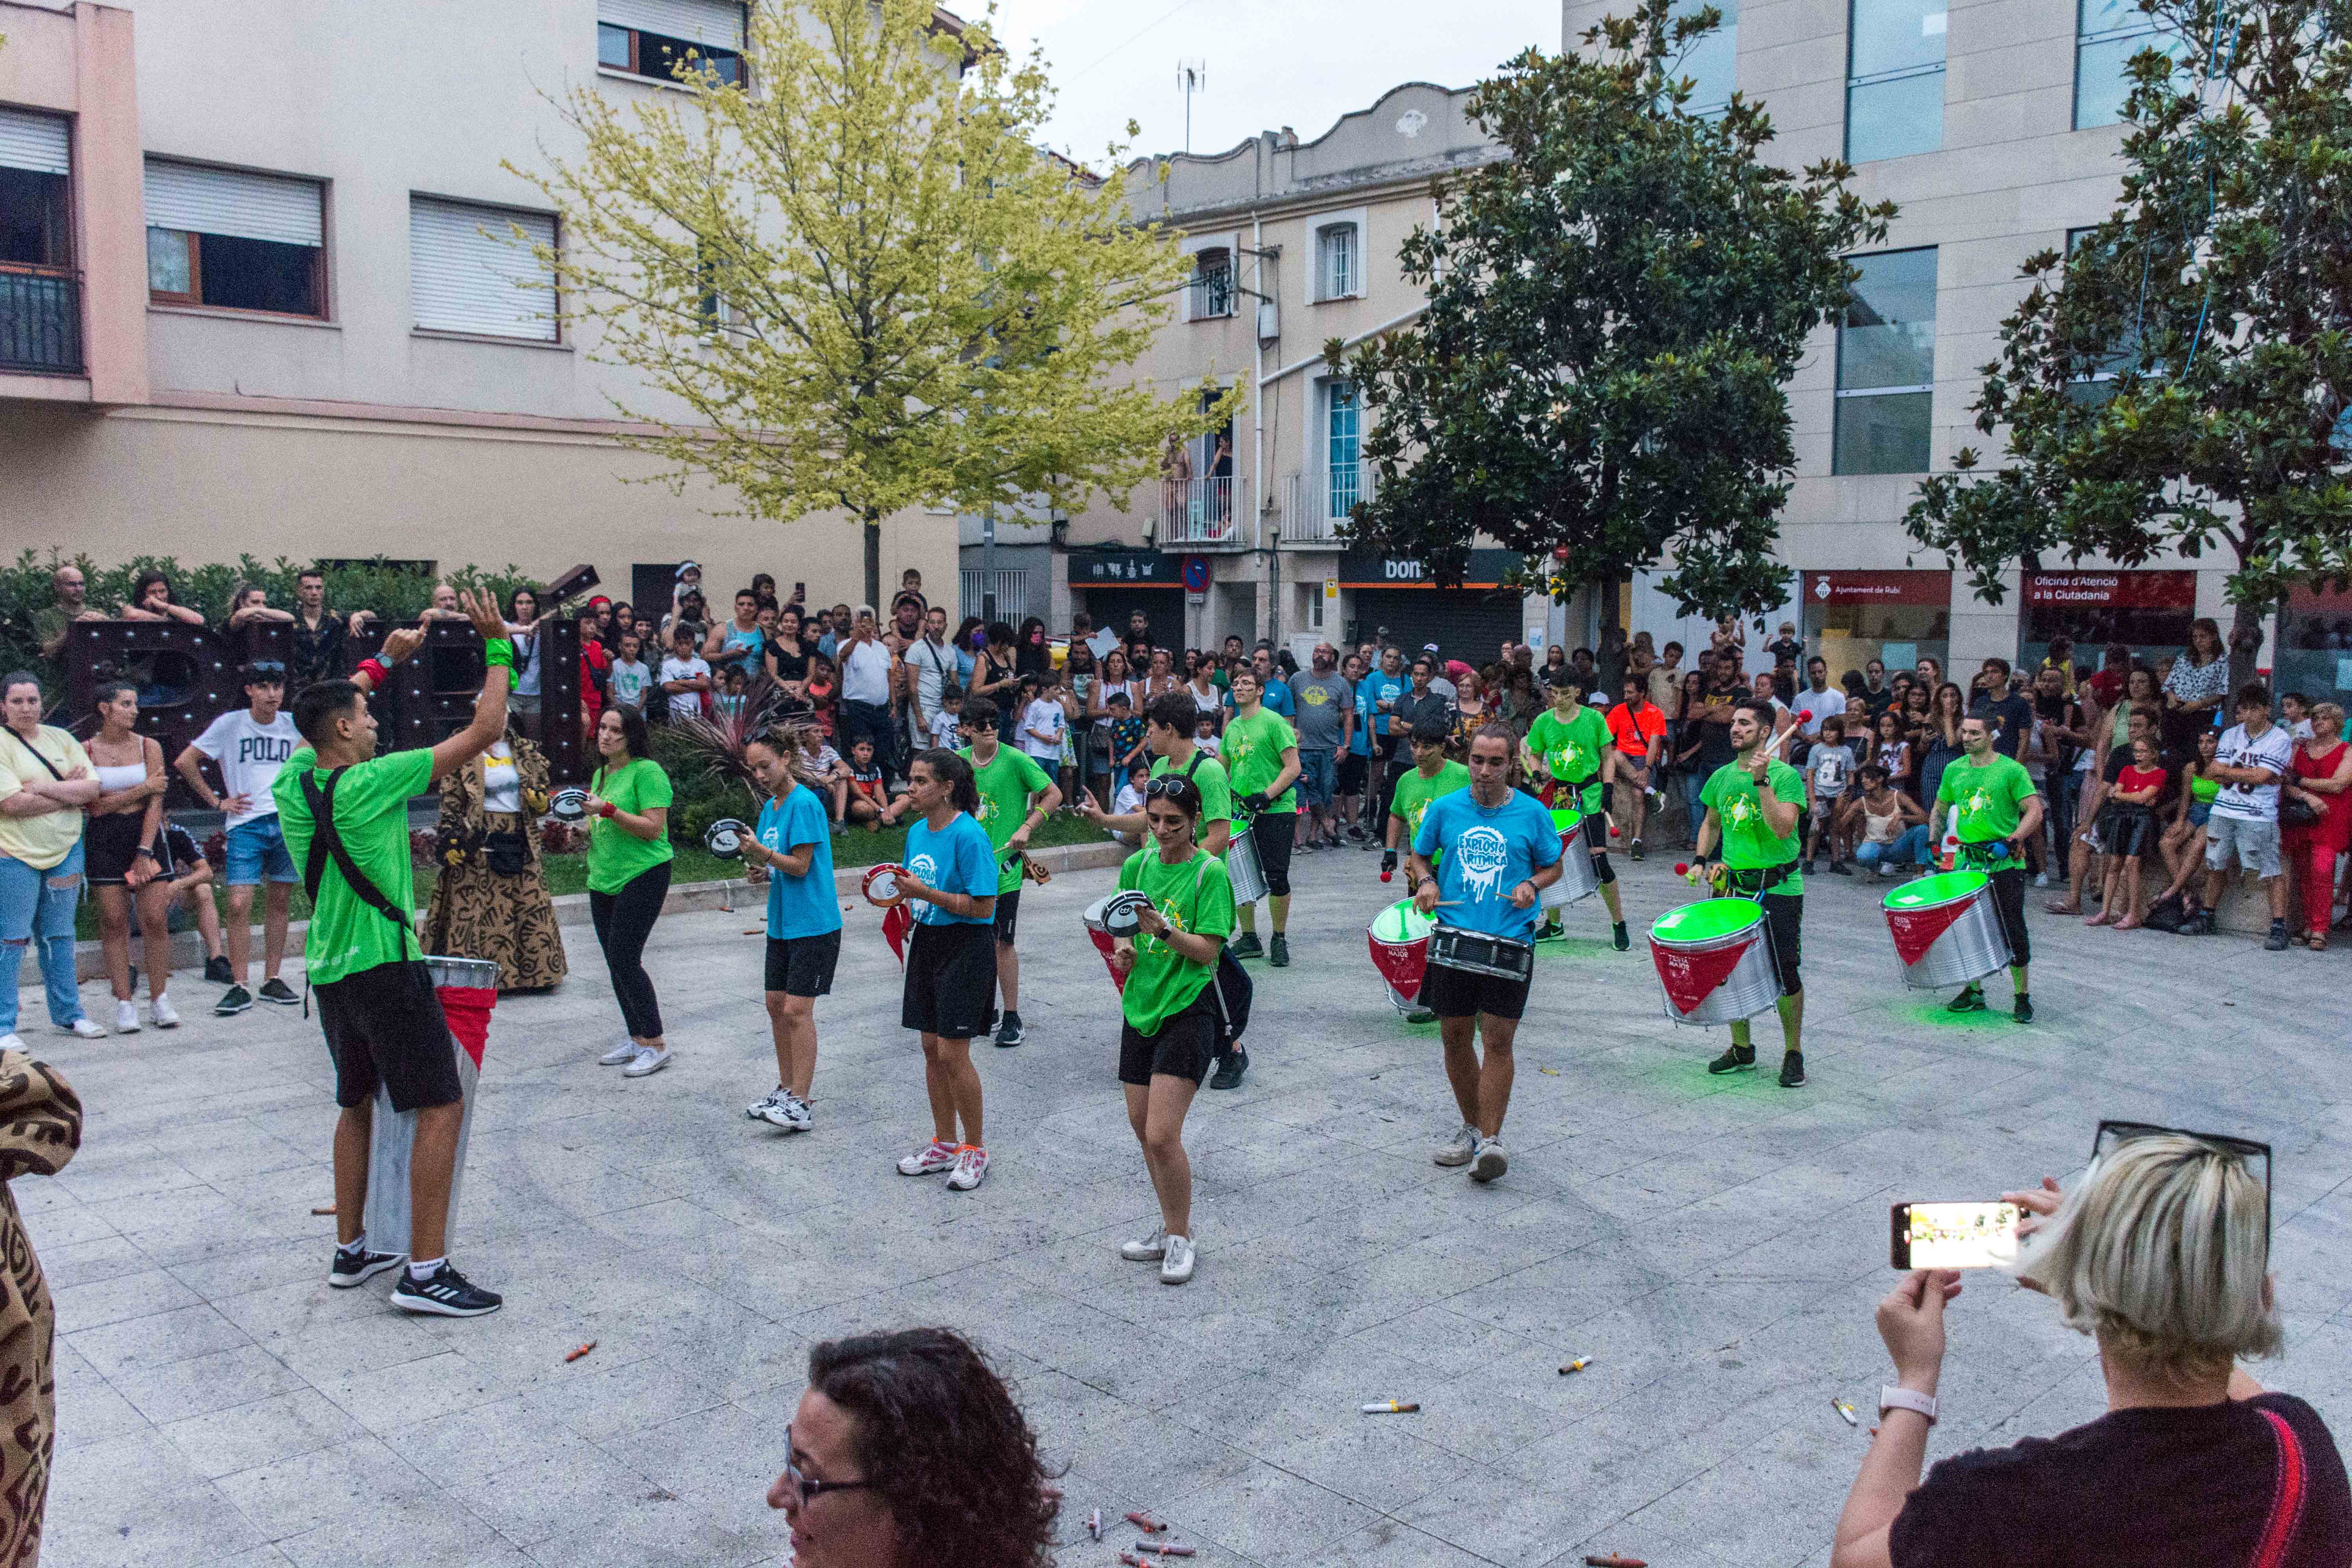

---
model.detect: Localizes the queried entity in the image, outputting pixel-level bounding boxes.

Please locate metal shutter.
[410,198,557,339]
[597,0,744,45]
[0,108,70,176]
[143,160,322,247]
[1349,590,1525,664]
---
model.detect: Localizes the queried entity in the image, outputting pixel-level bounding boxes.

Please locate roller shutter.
[144,160,323,247]
[410,198,557,340]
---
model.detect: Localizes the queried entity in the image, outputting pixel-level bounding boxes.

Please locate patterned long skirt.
[422,813,569,991]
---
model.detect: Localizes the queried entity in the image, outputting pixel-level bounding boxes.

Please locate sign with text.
[1337,549,1523,589]
[1804,570,1951,608]
[1071,550,1180,585]
[2022,570,2197,609]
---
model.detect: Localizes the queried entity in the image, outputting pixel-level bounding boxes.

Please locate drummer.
[891,750,1001,1193]
[1687,697,1808,1088]
[1221,666,1301,968]
[1385,715,1469,887]
[737,726,840,1134]
[1406,724,1564,1184]
[1929,714,2042,1023]
[1106,774,1234,1286]
[1521,676,1630,951]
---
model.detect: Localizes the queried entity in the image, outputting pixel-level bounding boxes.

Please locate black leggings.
[1251,811,1296,898]
[590,860,671,1038]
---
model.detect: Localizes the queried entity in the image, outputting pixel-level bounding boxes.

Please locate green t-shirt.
[1526,705,1611,809]
[1701,756,1806,893]
[1148,749,1233,833]
[1221,706,1299,815]
[1388,760,1470,846]
[1937,751,2039,844]
[1116,846,1234,1034]
[962,743,1054,893]
[588,756,675,895]
[274,745,433,985]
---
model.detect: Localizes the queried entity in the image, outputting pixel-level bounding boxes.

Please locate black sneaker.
[1612,922,1630,952]
[258,978,299,1006]
[203,955,234,985]
[1629,839,1644,862]
[214,984,253,1016]
[390,1261,503,1318]
[995,1010,1025,1048]
[328,1244,403,1289]
[1828,861,1852,877]
[1269,933,1290,967]
[2012,994,2035,1025]
[2265,920,2291,951]
[1707,1044,1756,1074]
[1945,986,1986,1013]
[1230,932,1265,960]
[1535,918,1565,942]
[1777,1051,1806,1088]
[1208,1049,1249,1090]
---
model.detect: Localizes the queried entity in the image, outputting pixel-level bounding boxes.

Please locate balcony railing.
[1281,463,1378,543]
[1155,475,1252,547]
[0,269,82,376]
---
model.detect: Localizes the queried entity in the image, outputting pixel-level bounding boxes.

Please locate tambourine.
[1098,890,1153,940]
[548,788,590,823]
[704,817,753,859]
[862,863,911,907]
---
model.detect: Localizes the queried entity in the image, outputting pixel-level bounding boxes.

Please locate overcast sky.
[982,0,1560,167]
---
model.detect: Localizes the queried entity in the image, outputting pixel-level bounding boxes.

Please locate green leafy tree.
[1331,0,1893,617]
[1906,0,2352,684]
[517,0,1232,611]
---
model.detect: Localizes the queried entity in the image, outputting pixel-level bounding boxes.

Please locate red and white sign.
[2022,571,2197,610]
[1806,571,1950,608]
[1651,937,1758,1016]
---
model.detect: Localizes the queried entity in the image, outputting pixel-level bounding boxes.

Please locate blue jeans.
[225,817,299,886]
[1679,768,1707,842]
[1296,749,1336,809]
[1,840,86,1034]
[1857,825,1929,869]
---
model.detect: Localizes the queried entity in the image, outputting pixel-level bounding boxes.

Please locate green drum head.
[1884,869,1988,911]
[1549,807,1582,835]
[1650,898,1764,942]
[1372,900,1435,942]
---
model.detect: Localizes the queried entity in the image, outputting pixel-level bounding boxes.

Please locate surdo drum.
[1648,899,1781,1026]
[1542,807,1599,908]
[1882,870,2011,989]
[1223,824,1270,906]
[1367,899,1435,1014]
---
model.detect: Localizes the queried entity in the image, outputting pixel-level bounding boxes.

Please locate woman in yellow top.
[0,672,103,1046]
[423,718,568,992]
[584,706,674,1077]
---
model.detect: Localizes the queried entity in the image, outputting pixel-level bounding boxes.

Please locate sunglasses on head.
[2093,1119,2272,1257]
[248,661,285,675]
[1144,777,1199,807]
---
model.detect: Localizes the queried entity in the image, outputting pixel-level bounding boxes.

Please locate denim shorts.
[1296,749,1336,809]
[2204,813,2279,877]
[225,817,299,886]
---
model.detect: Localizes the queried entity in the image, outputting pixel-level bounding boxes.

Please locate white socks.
[407,1256,445,1281]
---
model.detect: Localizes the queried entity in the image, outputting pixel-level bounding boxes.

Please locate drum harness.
[1684,857,1794,981]
[1170,750,1255,1052]
[299,767,424,1018]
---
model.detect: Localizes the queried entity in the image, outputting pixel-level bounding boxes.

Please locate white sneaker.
[1877,862,1895,878]
[150,996,180,1028]
[598,1040,640,1067]
[2033,871,2052,888]
[1120,1230,1168,1261]
[114,1000,141,1034]
[898,1138,958,1176]
[1160,1234,1196,1284]
[746,1087,788,1121]
[0,1034,22,1055]
[1470,1135,1508,1184]
[622,1045,671,1078]
[62,1017,105,1039]
[946,1144,989,1192]
[1434,1122,1477,1167]
[758,1092,811,1132]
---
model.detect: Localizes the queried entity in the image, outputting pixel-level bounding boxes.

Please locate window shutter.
[410,198,558,340]
[597,0,745,45]
[144,160,323,247]
[0,108,70,176]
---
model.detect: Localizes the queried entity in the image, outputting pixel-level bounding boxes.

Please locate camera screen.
[1903,1201,2021,1269]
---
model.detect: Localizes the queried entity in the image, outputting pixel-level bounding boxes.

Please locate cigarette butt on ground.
[1140,1545,1198,1558]
[310,1203,336,1216]
[1360,1400,1419,1414]
[1087,1508,1102,1541]
[1559,1358,1590,1374]
[1125,1511,1166,1533]
[565,1341,596,1363]
[1539,1066,1561,1076]
[1121,1554,1145,1567]
[1585,1555,1648,1567]
[1832,1397,1859,1426]
[742,928,760,936]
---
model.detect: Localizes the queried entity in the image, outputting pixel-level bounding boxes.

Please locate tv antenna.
[1176,59,1206,153]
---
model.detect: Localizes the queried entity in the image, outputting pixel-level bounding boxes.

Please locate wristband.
[596,800,617,819]
[482,638,515,671]
[133,846,156,859]
[356,657,389,687]
[1879,1386,1937,1425]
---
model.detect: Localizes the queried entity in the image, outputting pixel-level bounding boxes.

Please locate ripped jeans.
[1,840,86,1037]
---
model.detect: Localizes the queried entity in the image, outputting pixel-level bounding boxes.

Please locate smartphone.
[1891,1201,2022,1270]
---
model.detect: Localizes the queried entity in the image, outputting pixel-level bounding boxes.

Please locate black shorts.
[83,811,176,886]
[1421,956,1533,1022]
[316,960,464,1113]
[901,919,998,1039]
[764,929,842,997]
[1337,753,1369,793]
[2105,805,2158,860]
[993,887,1020,944]
[1987,866,2030,969]
[1249,812,1295,899]
[1588,837,1616,886]
[1758,891,1804,996]
[1117,984,1220,1086]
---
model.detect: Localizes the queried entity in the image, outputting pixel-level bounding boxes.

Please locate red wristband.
[356,657,389,686]
[597,801,617,818]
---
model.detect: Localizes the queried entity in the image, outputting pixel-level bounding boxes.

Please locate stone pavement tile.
[1399,1463,1649,1568]
[1301,1519,1509,1566]
[110,1341,314,1425]
[165,1235,342,1302]
[391,1394,605,1482]
[200,1547,299,1567]
[445,1441,661,1547]
[273,1492,509,1568]
[211,1432,440,1539]
[1173,1458,1386,1560]
[45,1231,157,1290]
[517,1504,778,1568]
[159,1387,370,1480]
[313,1348,523,1435]
[516,1348,731,1443]
[44,1476,269,1568]
[53,1265,203,1333]
[52,1339,152,1452]
[1253,1419,1478,1515]
[67,1300,254,1379]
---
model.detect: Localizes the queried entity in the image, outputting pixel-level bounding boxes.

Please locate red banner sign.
[1805,571,1951,608]
[2022,571,2198,610]
[1651,937,1757,1016]
[1885,899,1974,966]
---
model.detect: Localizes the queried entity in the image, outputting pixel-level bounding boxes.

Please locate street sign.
[1181,554,1211,593]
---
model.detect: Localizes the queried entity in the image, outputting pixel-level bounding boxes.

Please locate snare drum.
[1367,900,1434,1013]
[1542,808,1599,907]
[1882,869,2010,989]
[1648,898,1780,1025]
[1429,924,1535,982]
[1225,825,1270,905]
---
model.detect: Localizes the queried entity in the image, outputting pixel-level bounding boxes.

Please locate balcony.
[1154,475,1253,550]
[0,269,82,376]
[1281,463,1377,544]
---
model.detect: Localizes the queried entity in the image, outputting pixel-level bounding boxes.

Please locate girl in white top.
[83,680,178,1031]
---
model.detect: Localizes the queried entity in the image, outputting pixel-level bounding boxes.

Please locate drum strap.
[1721,862,1795,894]
[1958,840,2017,871]
[300,769,414,938]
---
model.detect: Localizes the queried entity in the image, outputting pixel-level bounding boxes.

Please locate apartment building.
[0,0,955,620]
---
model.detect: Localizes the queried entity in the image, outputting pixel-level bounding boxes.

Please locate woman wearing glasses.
[1831,1125,2348,1567]
[1105,773,1232,1285]
[768,1326,1056,1566]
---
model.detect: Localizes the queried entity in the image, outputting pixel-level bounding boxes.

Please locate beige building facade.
[0,0,955,621]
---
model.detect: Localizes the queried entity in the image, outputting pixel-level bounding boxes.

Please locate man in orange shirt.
[1605,672,1668,860]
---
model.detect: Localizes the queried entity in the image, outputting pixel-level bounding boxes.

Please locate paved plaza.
[29,847,2352,1568]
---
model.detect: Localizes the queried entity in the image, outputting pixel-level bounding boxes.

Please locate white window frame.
[409,195,561,344]
[1181,230,1240,323]
[1312,207,1369,303]
[1319,374,1363,521]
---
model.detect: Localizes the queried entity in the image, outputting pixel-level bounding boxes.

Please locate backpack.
[1189,853,1254,1052]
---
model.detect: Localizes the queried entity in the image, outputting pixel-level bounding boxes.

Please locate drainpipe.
[1253,209,1269,650]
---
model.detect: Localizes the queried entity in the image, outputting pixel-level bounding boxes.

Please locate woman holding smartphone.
[1107,774,1232,1286]
[585,706,674,1077]
[892,750,999,1193]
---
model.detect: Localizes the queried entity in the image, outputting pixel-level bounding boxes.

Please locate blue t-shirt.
[1412,787,1564,941]
[1349,683,1373,756]
[1359,671,1403,737]
[758,785,841,941]
[1223,680,1295,719]
[905,810,996,926]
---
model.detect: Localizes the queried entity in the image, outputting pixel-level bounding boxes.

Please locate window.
[144,160,327,317]
[1187,248,1233,321]
[597,0,746,86]
[2062,227,2137,405]
[1315,223,1358,301]
[2073,0,2180,127]
[0,109,72,270]
[1673,0,1740,116]
[410,196,558,341]
[1846,0,1947,162]
[1833,247,1936,474]
[1326,380,1361,517]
